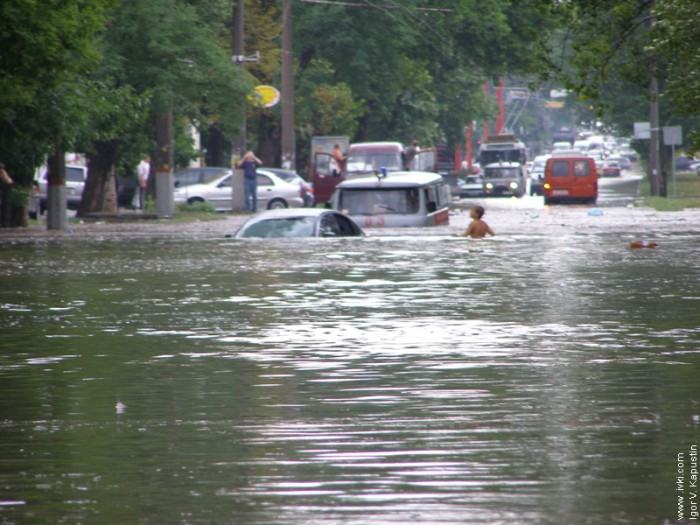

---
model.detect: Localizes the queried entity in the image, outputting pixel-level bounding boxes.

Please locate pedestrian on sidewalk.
[237,151,262,212]
[136,155,150,209]
[0,163,14,227]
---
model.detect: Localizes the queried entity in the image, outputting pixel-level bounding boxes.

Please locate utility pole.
[231,0,246,211]
[281,0,295,170]
[648,0,661,196]
[46,141,67,230]
[495,78,506,135]
[232,0,246,157]
[155,107,175,217]
[649,74,661,197]
[481,81,490,143]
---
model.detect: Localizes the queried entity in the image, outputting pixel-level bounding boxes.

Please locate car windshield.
[239,217,316,238]
[484,167,519,179]
[175,169,227,187]
[340,188,420,215]
[346,153,402,173]
[267,170,301,183]
[66,167,85,183]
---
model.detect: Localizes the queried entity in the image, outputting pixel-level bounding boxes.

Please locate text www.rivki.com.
[677,444,698,521]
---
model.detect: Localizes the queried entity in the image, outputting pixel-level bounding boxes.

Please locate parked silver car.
[261,167,314,207]
[37,165,87,212]
[174,169,304,211]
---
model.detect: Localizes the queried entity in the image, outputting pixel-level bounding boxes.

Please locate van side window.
[439,183,450,205]
[573,160,590,176]
[432,184,441,206]
[424,187,437,213]
[552,160,569,177]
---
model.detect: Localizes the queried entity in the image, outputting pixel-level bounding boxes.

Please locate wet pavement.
[1,173,699,524]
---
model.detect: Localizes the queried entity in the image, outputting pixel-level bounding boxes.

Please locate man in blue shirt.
[237,151,262,212]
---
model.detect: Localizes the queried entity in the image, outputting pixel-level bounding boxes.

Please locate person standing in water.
[463,205,494,238]
[237,151,262,212]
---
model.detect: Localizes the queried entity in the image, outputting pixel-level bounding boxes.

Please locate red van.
[543,156,598,205]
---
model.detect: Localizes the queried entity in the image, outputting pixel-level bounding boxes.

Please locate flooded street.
[1,181,699,524]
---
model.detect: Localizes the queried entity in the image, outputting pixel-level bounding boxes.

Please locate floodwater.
[1,179,699,524]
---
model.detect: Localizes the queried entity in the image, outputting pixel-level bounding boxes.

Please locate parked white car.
[174,169,304,211]
[36,165,87,213]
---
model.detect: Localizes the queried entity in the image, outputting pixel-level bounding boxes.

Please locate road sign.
[250,85,280,108]
[663,126,682,146]
[507,88,529,101]
[634,122,651,140]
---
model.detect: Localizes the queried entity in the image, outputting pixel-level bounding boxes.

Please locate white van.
[332,172,450,227]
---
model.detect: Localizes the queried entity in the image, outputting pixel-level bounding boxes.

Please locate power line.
[299,0,452,13]
[363,0,447,56]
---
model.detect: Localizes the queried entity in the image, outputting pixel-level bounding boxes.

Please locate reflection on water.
[0,220,699,524]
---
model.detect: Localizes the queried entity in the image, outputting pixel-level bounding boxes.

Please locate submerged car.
[174,169,303,211]
[235,209,364,238]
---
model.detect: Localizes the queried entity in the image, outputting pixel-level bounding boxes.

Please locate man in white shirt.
[136,156,150,209]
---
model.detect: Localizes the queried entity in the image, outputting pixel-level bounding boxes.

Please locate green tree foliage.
[558,0,700,149]
[0,0,111,225]
[0,0,108,119]
[293,0,557,152]
[655,0,700,147]
[77,0,251,214]
[296,59,364,139]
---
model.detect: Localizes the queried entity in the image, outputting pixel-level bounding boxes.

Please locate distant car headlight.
[485,182,494,190]
[509,182,518,189]
[543,183,551,190]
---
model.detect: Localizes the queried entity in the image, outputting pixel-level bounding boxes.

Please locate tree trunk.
[1,184,28,228]
[204,125,228,167]
[79,140,119,216]
[256,112,279,166]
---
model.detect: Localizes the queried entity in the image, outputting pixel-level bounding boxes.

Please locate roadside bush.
[177,201,216,213]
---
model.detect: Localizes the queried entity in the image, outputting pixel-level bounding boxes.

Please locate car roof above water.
[247,208,332,220]
[337,171,443,189]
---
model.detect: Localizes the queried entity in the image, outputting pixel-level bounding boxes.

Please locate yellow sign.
[544,100,565,109]
[250,85,280,108]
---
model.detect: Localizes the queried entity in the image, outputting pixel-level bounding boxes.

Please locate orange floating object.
[630,240,658,249]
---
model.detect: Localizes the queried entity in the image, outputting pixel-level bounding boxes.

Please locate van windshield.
[480,149,525,165]
[346,153,402,173]
[340,188,420,215]
[66,167,85,183]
